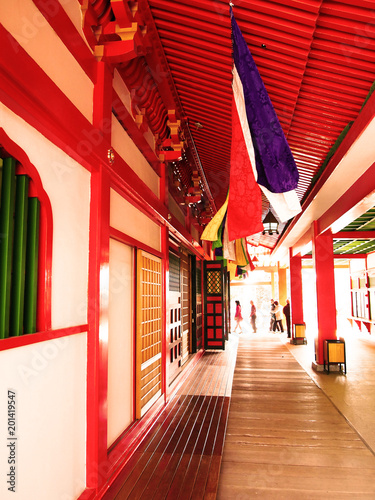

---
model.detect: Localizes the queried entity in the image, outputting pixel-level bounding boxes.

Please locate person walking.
[234,300,243,333]
[269,299,276,331]
[272,300,284,332]
[283,299,291,338]
[250,300,257,333]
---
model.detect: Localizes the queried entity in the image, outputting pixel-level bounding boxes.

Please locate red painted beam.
[302,254,367,259]
[0,24,107,173]
[318,162,375,235]
[274,89,375,255]
[332,231,375,239]
[32,0,96,81]
[0,19,206,261]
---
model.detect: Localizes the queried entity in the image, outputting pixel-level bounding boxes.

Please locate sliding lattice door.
[191,256,202,352]
[180,251,191,366]
[136,250,162,418]
[168,252,182,384]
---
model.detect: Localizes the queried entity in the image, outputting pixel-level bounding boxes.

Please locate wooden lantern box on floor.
[291,323,307,345]
[324,339,346,374]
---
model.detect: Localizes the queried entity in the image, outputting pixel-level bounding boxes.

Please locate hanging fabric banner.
[230,6,301,222]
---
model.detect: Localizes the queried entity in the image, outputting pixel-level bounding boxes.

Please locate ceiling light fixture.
[262,209,279,235]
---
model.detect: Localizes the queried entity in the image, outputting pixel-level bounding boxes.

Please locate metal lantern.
[262,210,279,235]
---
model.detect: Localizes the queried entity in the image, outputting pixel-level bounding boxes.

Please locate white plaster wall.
[350,258,366,273]
[0,332,87,500]
[60,0,92,51]
[107,240,134,446]
[110,189,161,252]
[111,115,160,198]
[113,70,133,118]
[112,70,156,153]
[367,252,375,270]
[0,104,90,329]
[168,193,186,227]
[0,0,93,121]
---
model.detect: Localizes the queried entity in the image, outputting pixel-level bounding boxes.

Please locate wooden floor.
[104,333,375,499]
[217,335,375,499]
[105,339,238,500]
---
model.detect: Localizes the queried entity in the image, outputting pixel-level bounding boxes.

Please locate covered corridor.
[104,328,375,499]
[2,2,375,498]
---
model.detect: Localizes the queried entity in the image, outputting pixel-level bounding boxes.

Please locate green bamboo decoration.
[10,175,29,336]
[0,158,16,339]
[24,197,40,334]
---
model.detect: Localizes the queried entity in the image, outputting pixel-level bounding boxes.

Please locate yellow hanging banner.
[201,197,228,242]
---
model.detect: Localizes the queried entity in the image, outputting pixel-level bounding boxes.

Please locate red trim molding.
[332,231,375,239]
[0,325,87,352]
[110,227,163,259]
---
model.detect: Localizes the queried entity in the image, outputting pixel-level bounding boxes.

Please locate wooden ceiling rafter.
[143,0,375,251]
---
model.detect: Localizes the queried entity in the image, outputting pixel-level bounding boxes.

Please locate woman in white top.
[272,301,284,332]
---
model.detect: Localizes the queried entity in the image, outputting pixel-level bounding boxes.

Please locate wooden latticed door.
[180,250,191,365]
[191,255,202,352]
[203,261,227,350]
[168,251,182,384]
[136,250,162,419]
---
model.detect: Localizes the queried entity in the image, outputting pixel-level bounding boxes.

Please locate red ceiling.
[145,0,375,246]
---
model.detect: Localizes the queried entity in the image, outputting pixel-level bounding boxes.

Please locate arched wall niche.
[0,128,52,332]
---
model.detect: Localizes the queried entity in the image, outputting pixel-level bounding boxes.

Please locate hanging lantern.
[262,210,279,235]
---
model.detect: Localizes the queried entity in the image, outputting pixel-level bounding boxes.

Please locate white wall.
[112,70,156,154]
[0,103,90,499]
[60,0,92,52]
[110,189,161,252]
[367,252,375,270]
[107,240,134,446]
[111,115,160,198]
[0,332,87,500]
[0,104,91,330]
[168,193,186,227]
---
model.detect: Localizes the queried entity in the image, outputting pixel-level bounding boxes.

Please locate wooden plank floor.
[217,335,375,499]
[105,338,238,500]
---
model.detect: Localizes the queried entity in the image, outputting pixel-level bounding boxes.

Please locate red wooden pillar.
[87,166,110,492]
[159,162,168,206]
[161,224,169,402]
[289,249,304,327]
[312,222,337,365]
[86,60,113,493]
[93,61,113,143]
[159,161,169,401]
